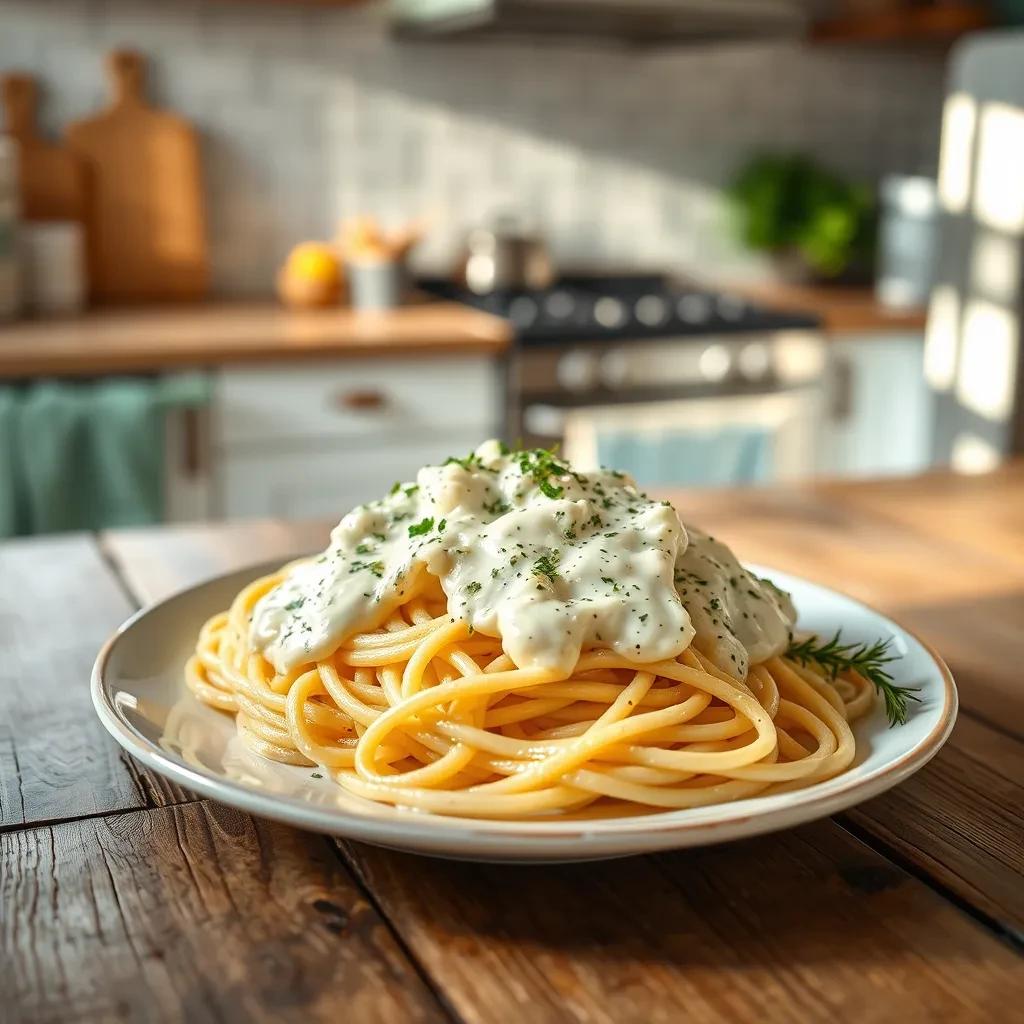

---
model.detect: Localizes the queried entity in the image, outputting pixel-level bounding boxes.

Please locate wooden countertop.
[5,463,1023,1020]
[731,281,928,335]
[0,300,512,379]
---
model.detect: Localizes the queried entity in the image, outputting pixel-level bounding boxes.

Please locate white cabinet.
[211,355,499,520]
[820,332,933,478]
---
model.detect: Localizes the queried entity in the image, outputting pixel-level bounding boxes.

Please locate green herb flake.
[408,516,435,537]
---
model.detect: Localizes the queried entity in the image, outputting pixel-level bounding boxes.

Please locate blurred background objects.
[0,0,1021,532]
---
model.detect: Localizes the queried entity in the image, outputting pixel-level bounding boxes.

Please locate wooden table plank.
[844,721,1024,943]
[338,820,1023,1024]
[101,518,330,605]
[0,535,151,829]
[0,801,451,1024]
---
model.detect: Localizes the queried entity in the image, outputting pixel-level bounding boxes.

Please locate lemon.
[286,243,341,285]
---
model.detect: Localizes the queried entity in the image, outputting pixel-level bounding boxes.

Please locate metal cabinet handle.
[334,388,387,411]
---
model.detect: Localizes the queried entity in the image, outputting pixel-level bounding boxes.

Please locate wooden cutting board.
[66,50,207,303]
[1,73,86,222]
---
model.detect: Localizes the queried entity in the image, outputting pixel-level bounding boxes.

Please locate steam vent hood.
[390,0,808,45]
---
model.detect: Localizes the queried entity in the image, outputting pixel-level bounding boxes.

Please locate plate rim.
[91,559,958,856]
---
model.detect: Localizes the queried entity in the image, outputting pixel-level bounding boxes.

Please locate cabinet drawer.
[214,357,497,448]
[218,435,482,521]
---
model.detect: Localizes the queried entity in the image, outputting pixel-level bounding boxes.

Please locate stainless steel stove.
[420,275,827,484]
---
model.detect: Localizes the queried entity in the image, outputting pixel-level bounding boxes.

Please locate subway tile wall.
[1,0,947,294]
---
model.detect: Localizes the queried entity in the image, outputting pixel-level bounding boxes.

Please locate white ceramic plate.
[93,561,957,862]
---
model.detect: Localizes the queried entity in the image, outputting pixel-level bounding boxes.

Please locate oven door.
[524,388,824,488]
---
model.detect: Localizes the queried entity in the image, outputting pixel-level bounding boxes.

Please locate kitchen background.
[2,0,946,286]
[1,0,1021,534]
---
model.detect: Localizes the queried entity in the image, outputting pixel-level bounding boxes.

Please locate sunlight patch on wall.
[969,230,1020,305]
[924,284,960,391]
[973,101,1024,235]
[956,299,1018,421]
[951,432,1002,474]
[938,92,976,215]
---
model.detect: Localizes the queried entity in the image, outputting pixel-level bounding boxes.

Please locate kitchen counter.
[0,300,512,379]
[731,282,928,335]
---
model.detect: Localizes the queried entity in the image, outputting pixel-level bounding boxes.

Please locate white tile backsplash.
[1,0,947,295]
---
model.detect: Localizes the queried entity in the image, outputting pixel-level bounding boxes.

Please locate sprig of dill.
[786,631,920,727]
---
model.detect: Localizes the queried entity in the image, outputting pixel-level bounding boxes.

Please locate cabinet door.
[822,333,932,477]
[214,357,497,449]
[220,436,480,521]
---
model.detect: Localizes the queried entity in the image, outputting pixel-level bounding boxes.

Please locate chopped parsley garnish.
[483,497,511,517]
[437,518,447,533]
[464,581,482,595]
[350,560,384,578]
[516,447,577,500]
[408,516,434,537]
[444,451,491,472]
[531,550,562,586]
[355,543,374,555]
[283,598,305,612]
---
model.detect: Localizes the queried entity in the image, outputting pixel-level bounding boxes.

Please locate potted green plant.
[728,153,876,283]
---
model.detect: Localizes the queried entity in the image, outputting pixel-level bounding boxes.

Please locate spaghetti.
[186,442,882,820]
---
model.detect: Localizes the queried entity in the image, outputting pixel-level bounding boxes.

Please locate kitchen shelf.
[811,4,992,45]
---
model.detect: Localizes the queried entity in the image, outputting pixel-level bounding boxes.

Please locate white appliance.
[926,29,1024,470]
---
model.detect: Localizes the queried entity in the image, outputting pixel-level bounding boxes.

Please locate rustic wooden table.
[3,465,1023,1022]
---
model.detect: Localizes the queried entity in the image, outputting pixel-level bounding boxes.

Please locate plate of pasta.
[93,442,956,861]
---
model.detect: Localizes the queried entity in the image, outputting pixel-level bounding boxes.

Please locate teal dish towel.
[596,427,773,488]
[0,374,210,537]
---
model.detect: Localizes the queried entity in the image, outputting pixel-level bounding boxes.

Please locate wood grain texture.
[0,802,450,1024]
[0,533,200,825]
[101,518,331,606]
[845,717,1024,941]
[0,535,145,828]
[339,820,1024,1024]
[0,300,511,380]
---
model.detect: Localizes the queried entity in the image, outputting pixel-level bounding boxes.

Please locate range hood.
[390,0,809,45]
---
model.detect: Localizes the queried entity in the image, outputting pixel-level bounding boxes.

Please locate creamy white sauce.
[251,440,796,679]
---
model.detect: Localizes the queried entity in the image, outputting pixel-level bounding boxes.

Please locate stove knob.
[557,350,599,391]
[635,294,668,327]
[738,342,771,380]
[545,290,575,320]
[716,294,747,321]
[699,344,732,382]
[508,296,538,328]
[600,349,630,387]
[594,296,627,329]
[677,293,711,324]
